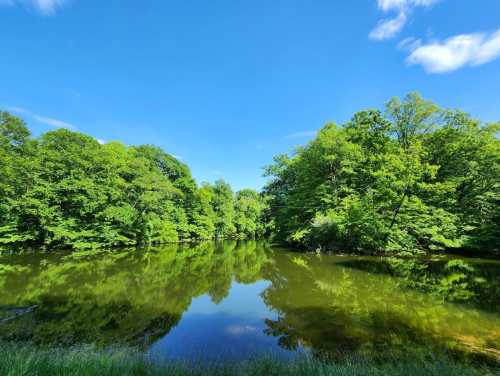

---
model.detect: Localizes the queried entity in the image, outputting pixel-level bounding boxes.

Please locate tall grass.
[0,342,497,376]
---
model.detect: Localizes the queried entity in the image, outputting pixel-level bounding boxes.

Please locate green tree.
[189,183,217,239]
[0,112,268,250]
[264,93,499,255]
[234,189,267,239]
[211,179,236,238]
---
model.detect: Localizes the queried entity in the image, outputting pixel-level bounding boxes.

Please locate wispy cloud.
[377,0,438,12]
[285,131,317,139]
[33,114,76,130]
[369,12,407,41]
[371,0,500,73]
[397,36,422,51]
[5,105,28,114]
[369,0,439,41]
[406,28,500,73]
[1,0,68,15]
[7,105,77,130]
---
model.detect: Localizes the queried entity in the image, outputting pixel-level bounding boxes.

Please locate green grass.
[0,342,497,376]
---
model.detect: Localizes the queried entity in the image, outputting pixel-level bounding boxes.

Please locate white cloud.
[370,0,439,41]
[1,0,67,15]
[96,138,106,145]
[407,29,500,73]
[371,0,500,73]
[369,12,407,41]
[377,0,438,12]
[377,0,406,12]
[285,131,317,139]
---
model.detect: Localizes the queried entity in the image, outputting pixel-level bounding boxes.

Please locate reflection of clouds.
[225,324,258,335]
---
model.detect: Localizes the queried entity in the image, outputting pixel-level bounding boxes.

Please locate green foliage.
[234,189,268,239]
[0,113,268,250]
[264,93,500,254]
[212,179,237,238]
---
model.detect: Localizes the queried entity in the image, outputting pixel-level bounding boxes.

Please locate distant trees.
[0,111,267,250]
[264,93,499,254]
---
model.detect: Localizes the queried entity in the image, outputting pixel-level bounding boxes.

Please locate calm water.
[0,241,499,363]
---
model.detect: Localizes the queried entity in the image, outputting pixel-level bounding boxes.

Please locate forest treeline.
[1,92,499,254]
[0,112,267,250]
[264,93,499,255]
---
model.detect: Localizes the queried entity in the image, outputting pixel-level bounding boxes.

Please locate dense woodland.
[1,93,499,254]
[0,113,267,250]
[264,93,499,255]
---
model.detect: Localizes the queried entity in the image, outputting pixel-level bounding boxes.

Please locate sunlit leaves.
[265,93,499,254]
[0,113,268,249]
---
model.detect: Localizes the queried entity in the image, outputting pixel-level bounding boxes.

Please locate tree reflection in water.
[0,241,270,347]
[262,252,500,362]
[0,243,499,363]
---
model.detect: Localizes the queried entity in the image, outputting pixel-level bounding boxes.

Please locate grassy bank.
[0,343,497,376]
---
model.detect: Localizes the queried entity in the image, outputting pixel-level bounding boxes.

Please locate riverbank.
[0,343,497,376]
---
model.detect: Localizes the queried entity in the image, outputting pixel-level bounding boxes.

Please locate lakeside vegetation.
[0,112,267,250]
[0,342,497,376]
[265,93,499,255]
[2,93,498,256]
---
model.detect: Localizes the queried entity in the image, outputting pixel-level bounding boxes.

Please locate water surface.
[0,241,499,362]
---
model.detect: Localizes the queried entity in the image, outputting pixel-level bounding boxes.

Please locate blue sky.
[1,0,499,191]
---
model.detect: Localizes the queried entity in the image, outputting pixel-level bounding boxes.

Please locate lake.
[0,241,499,363]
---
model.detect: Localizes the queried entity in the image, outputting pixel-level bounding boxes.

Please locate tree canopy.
[1,93,498,256]
[264,93,499,254]
[0,112,267,250]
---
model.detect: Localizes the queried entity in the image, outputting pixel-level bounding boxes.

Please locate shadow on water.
[0,242,499,364]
